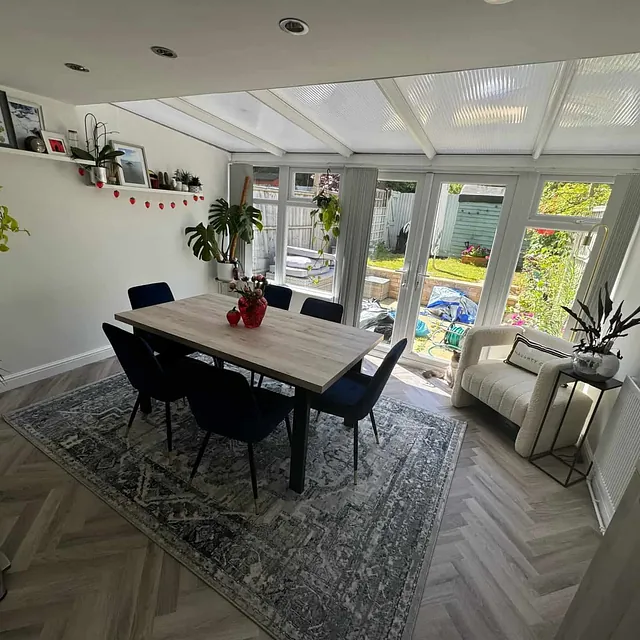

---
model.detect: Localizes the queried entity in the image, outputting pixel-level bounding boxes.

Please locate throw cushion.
[504,334,569,375]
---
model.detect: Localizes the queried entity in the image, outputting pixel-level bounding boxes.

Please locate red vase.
[238,296,268,328]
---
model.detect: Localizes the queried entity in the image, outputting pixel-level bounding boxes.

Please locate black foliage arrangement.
[562,282,640,360]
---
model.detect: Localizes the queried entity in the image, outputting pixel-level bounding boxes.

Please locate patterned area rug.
[5,370,465,640]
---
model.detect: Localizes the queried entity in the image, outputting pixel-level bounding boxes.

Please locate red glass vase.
[238,296,268,328]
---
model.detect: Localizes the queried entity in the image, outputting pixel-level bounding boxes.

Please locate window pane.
[362,180,417,344]
[252,203,277,276]
[253,166,279,200]
[503,228,595,337]
[292,171,340,200]
[283,205,336,292]
[536,181,611,219]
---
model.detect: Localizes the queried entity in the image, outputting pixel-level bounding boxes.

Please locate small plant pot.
[188,185,201,193]
[175,180,182,191]
[216,261,235,282]
[461,255,489,267]
[182,184,189,192]
[90,166,107,185]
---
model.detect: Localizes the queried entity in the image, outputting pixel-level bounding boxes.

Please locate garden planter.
[461,255,489,267]
[238,296,267,328]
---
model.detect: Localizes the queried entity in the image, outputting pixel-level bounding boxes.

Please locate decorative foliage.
[461,244,490,258]
[208,197,263,262]
[562,283,640,358]
[309,190,340,268]
[229,274,268,302]
[0,186,30,253]
[184,222,221,262]
[174,169,192,184]
[189,175,202,187]
[70,113,124,168]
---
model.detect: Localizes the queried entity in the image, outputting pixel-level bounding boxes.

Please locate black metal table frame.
[528,365,622,487]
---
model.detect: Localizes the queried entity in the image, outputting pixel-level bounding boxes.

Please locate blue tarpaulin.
[426,286,478,324]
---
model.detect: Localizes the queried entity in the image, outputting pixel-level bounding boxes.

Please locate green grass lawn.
[368,255,488,283]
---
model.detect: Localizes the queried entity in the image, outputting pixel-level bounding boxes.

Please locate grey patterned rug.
[5,370,465,640]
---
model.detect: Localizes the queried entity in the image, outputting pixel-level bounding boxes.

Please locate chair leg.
[353,421,359,485]
[189,432,211,482]
[165,402,172,453]
[370,410,380,445]
[257,374,264,388]
[247,443,259,515]
[251,372,255,387]
[285,414,292,445]
[126,393,141,437]
[315,410,322,422]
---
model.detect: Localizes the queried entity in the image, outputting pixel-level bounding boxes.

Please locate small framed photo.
[110,140,150,188]
[0,91,17,149]
[8,97,45,150]
[41,131,70,156]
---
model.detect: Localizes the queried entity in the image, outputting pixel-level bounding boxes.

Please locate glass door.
[401,174,518,363]
[360,173,431,347]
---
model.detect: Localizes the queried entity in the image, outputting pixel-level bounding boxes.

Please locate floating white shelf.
[90,183,205,198]
[0,146,80,164]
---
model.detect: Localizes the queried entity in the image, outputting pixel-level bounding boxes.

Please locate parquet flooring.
[0,357,601,639]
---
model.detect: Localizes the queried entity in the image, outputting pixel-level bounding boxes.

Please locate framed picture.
[8,97,44,150]
[110,140,150,188]
[0,91,17,149]
[41,131,69,156]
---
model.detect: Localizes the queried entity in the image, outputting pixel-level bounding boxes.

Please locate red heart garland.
[114,190,120,198]
[183,200,188,206]
[199,195,204,200]
[78,167,85,176]
[159,202,164,210]
[96,181,104,189]
[145,201,150,209]
[170,202,176,209]
[193,195,198,201]
[130,197,136,205]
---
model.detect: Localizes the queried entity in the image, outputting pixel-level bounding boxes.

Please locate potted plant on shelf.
[461,244,490,267]
[174,169,191,192]
[563,282,640,381]
[184,176,262,281]
[229,275,268,328]
[70,113,124,186]
[188,175,202,193]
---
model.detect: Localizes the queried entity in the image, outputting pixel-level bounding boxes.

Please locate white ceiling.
[3,0,640,104]
[114,52,640,157]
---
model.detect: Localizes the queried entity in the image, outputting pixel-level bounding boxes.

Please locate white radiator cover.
[589,376,640,527]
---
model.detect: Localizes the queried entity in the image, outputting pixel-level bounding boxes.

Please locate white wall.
[0,89,229,387]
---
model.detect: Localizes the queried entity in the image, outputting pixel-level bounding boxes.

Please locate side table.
[528,363,622,487]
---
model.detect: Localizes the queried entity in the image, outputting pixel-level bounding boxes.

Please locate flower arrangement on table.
[461,244,491,266]
[228,274,269,328]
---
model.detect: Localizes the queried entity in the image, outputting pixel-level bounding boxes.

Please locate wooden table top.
[115,293,383,393]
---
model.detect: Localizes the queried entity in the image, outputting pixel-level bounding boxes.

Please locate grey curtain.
[585,174,640,310]
[336,168,379,326]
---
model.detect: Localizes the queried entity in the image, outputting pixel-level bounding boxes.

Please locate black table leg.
[289,386,310,494]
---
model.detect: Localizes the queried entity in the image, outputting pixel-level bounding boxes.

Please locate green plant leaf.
[70,146,95,161]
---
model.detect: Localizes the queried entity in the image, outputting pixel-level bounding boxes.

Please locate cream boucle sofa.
[451,325,593,457]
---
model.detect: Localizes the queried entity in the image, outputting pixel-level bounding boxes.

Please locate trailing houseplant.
[70,113,124,186]
[184,176,262,281]
[562,282,640,380]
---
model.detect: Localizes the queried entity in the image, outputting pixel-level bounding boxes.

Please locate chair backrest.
[177,359,265,442]
[522,326,574,355]
[264,284,293,311]
[357,338,407,415]
[300,298,344,324]
[128,282,174,310]
[102,323,168,397]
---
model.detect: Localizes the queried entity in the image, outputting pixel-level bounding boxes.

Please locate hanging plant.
[307,171,341,281]
[0,186,29,253]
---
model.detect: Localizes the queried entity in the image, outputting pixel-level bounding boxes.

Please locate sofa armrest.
[451,325,523,407]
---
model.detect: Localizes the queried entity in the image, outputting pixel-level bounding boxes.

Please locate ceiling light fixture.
[279,18,310,36]
[65,62,90,72]
[151,45,178,59]
[483,0,514,4]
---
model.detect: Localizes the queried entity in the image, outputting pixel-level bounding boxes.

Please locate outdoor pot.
[90,166,107,185]
[572,351,620,381]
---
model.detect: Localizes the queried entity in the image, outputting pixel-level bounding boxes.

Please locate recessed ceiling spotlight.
[484,0,514,4]
[151,45,178,59]
[65,62,90,72]
[279,18,310,36]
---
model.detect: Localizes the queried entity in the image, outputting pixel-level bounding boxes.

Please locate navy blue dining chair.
[264,284,293,311]
[309,338,407,484]
[103,322,186,452]
[300,298,344,324]
[178,358,294,513]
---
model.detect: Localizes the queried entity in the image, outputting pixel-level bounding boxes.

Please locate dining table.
[115,292,383,493]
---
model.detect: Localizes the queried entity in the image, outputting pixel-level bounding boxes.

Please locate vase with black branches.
[562,282,640,380]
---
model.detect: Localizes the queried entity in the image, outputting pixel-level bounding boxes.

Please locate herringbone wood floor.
[0,357,601,639]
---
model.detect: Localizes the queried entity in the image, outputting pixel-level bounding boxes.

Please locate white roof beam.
[375,79,437,160]
[159,97,285,156]
[249,90,353,158]
[532,60,579,160]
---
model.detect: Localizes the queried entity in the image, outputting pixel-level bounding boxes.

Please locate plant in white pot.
[70,113,124,186]
[184,177,262,281]
[563,282,640,381]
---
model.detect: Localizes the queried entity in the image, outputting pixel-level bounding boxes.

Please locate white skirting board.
[1,346,115,392]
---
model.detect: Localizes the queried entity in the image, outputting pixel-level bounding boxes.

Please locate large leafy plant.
[562,282,640,358]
